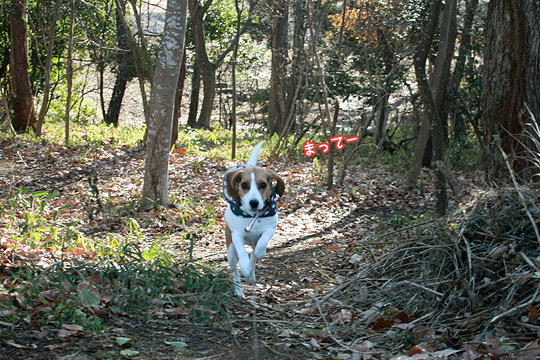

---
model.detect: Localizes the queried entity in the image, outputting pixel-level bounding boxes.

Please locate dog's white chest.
[225,206,278,241]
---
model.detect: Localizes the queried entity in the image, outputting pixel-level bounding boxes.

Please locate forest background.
[1,0,540,359]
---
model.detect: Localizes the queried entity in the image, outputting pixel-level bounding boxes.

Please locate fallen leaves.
[0,134,528,360]
[58,323,85,338]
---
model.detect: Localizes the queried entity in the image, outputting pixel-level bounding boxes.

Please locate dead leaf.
[361,308,381,324]
[392,311,415,324]
[519,341,540,357]
[46,342,69,350]
[405,346,423,356]
[309,337,321,349]
[58,324,84,337]
[372,317,395,330]
[529,305,538,322]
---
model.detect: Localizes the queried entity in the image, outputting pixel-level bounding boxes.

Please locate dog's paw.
[239,260,251,278]
[253,247,266,259]
[246,272,255,285]
[234,287,245,297]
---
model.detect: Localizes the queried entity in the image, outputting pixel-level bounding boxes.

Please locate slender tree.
[65,0,75,144]
[105,0,132,127]
[33,0,62,137]
[140,0,188,210]
[267,0,288,135]
[408,0,448,215]
[448,0,479,140]
[187,0,255,129]
[9,0,36,133]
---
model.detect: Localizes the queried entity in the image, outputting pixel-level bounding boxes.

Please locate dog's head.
[225,167,285,214]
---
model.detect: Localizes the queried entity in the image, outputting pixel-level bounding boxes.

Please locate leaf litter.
[1,136,539,359]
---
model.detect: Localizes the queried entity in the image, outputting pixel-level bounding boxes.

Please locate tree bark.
[431,0,457,141]
[449,0,479,139]
[187,65,200,128]
[34,0,62,137]
[105,0,132,127]
[373,28,395,151]
[287,0,306,134]
[419,0,457,168]
[120,0,151,125]
[189,0,216,129]
[188,0,255,129]
[140,0,188,210]
[407,0,443,186]
[231,0,243,159]
[171,46,187,147]
[481,0,540,182]
[9,0,36,133]
[65,0,75,144]
[410,0,447,215]
[267,0,288,135]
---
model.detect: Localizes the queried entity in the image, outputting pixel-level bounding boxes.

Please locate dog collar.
[223,165,278,219]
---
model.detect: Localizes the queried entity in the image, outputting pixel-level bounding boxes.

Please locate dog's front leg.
[246,228,275,285]
[253,228,276,260]
[227,244,244,297]
[231,232,251,278]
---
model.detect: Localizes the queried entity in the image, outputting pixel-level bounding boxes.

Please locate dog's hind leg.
[227,244,244,297]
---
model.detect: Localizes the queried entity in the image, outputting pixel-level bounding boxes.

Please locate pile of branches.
[335,185,540,337]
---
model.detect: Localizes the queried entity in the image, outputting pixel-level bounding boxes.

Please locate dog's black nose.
[249,199,259,209]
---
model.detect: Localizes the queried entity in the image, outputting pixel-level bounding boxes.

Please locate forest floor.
[1,131,539,360]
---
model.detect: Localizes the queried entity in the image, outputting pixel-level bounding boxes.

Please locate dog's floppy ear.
[225,168,244,200]
[266,169,285,197]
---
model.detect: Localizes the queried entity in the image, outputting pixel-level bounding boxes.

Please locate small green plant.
[87,173,102,221]
[7,188,79,249]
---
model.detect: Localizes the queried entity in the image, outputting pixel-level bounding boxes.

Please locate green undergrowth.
[2,243,233,332]
[0,186,235,332]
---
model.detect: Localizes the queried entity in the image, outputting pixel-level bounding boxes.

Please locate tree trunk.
[481,0,540,182]
[431,0,457,141]
[122,0,151,125]
[286,0,305,133]
[188,0,254,129]
[188,0,213,129]
[171,46,187,147]
[231,0,243,159]
[419,0,457,168]
[35,0,62,137]
[410,0,447,215]
[407,0,443,186]
[373,28,395,151]
[187,65,200,128]
[524,2,540,123]
[105,0,132,127]
[449,0,479,139]
[267,0,288,135]
[195,62,216,128]
[9,0,36,133]
[140,0,188,210]
[65,0,75,144]
[98,64,107,122]
[190,0,216,129]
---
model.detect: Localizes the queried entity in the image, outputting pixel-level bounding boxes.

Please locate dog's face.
[226,167,285,214]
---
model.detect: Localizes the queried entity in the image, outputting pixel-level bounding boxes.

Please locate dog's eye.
[241,183,249,190]
[260,182,267,189]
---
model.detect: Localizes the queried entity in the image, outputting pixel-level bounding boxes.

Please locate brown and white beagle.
[223,143,285,297]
